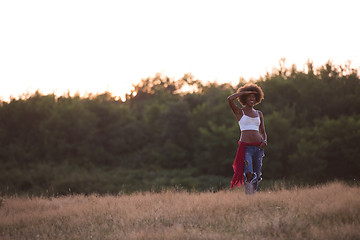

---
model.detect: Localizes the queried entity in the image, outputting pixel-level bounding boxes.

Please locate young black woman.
[227,83,267,194]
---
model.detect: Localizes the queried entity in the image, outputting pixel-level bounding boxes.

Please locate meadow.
[1,181,360,240]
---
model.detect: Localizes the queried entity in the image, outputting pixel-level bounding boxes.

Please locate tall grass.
[1,181,359,240]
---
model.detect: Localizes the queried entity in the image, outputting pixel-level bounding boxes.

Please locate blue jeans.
[243,146,264,194]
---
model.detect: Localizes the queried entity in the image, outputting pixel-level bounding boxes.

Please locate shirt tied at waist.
[230,141,261,189]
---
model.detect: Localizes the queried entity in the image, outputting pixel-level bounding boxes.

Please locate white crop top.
[238,109,260,131]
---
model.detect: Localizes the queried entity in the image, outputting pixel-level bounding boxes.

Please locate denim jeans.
[243,146,264,194]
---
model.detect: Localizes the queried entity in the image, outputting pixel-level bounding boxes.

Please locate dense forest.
[1,61,360,195]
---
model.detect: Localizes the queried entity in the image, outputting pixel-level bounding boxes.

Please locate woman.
[227,83,267,194]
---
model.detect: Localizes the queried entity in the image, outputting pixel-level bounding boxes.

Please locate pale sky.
[1,0,359,101]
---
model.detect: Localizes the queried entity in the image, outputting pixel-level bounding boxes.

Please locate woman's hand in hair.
[242,91,257,94]
[227,91,256,101]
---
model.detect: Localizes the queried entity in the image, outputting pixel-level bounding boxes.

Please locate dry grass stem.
[1,182,359,240]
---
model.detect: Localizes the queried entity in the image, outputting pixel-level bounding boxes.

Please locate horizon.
[1,58,359,102]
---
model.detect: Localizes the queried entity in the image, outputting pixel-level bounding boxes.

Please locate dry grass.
[1,181,360,240]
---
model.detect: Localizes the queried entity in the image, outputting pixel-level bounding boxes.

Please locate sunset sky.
[1,0,359,101]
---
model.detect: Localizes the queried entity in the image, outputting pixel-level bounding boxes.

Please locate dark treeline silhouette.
[1,60,360,195]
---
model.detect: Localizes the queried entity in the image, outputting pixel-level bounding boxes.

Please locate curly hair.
[237,83,264,106]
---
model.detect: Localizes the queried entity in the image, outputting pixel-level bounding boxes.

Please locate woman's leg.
[243,147,257,194]
[252,148,264,191]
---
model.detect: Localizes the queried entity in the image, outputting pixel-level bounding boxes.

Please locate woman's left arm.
[258,111,267,149]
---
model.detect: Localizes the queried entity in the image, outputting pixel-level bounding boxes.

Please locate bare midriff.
[240,130,263,143]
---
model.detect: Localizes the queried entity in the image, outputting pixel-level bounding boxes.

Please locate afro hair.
[237,83,264,106]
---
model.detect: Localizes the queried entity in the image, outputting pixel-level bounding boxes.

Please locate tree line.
[1,60,359,195]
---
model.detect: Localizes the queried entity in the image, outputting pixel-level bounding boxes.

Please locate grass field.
[1,181,360,240]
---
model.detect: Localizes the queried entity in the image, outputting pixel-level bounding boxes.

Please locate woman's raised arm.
[227,91,256,118]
